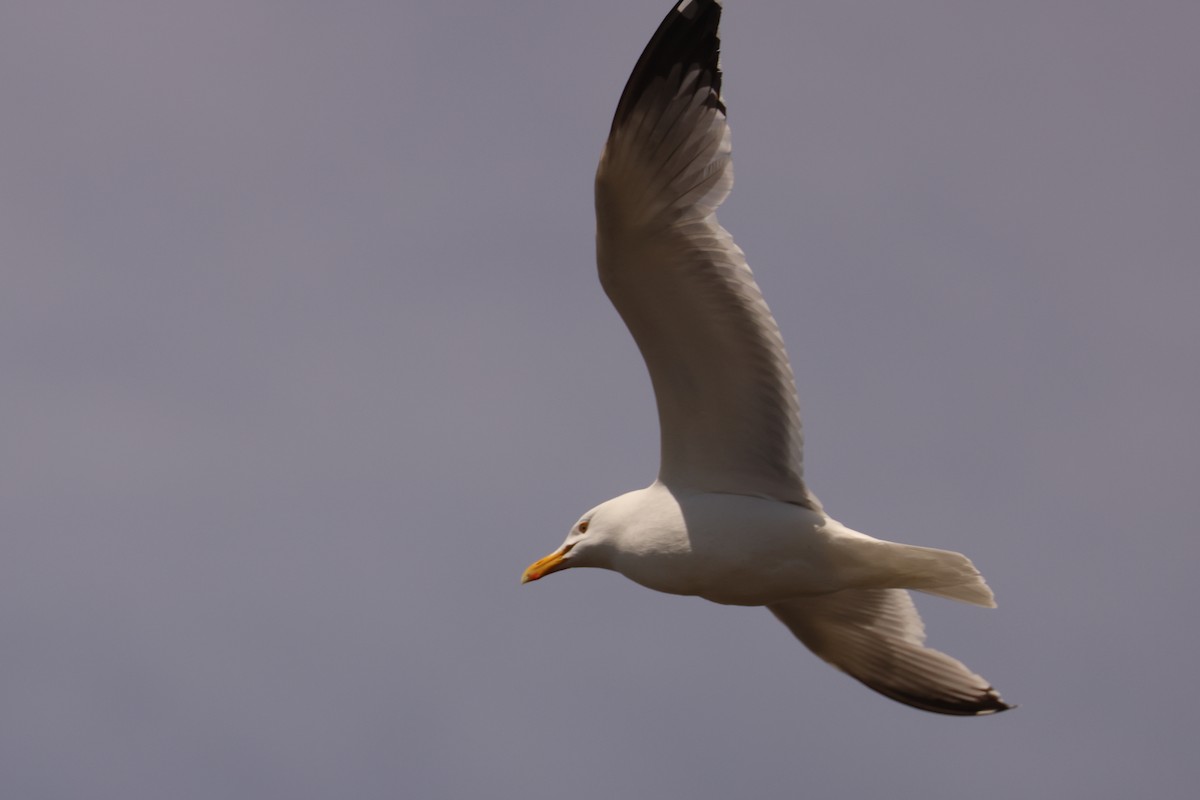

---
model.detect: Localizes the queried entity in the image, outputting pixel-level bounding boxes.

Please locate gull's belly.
[624,537,843,606]
[612,490,853,606]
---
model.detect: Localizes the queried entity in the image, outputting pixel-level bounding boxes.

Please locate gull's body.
[522,0,1011,716]
[559,484,992,610]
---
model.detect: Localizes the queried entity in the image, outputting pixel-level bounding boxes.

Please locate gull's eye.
[578,520,589,534]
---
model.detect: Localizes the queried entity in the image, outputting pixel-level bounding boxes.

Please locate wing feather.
[595,0,817,508]
[769,590,1013,716]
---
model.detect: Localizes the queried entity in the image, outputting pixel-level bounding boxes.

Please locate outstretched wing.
[595,0,818,509]
[769,589,1013,716]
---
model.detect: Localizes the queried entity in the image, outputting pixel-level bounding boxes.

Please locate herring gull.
[521,0,1011,716]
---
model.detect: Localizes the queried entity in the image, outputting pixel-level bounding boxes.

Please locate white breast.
[608,484,848,606]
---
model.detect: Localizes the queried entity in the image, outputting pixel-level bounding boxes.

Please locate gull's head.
[521,503,615,584]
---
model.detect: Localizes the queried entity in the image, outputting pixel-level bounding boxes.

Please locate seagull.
[521,0,1011,716]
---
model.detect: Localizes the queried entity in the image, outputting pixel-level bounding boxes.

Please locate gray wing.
[769,590,1013,716]
[595,0,818,509]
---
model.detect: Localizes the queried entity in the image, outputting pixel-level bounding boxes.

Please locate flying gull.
[522,0,1011,716]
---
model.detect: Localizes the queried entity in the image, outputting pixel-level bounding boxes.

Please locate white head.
[520,499,626,584]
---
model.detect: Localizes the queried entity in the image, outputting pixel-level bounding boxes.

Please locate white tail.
[884,542,997,608]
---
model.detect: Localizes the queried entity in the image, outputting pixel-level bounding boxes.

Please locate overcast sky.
[3,1,1199,797]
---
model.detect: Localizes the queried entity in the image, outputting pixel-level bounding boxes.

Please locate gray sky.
[3,0,1198,797]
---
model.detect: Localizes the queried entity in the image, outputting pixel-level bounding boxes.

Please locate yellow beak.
[521,547,569,584]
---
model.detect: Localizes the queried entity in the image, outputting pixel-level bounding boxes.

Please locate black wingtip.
[877,683,1015,717]
[610,0,724,136]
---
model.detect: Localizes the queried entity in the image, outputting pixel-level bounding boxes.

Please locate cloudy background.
[3,0,1198,797]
